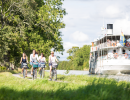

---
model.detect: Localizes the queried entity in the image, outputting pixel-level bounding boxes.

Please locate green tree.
[58,45,91,70]
[0,0,37,66]
[67,46,79,61]
[67,46,79,56]
[0,0,66,68]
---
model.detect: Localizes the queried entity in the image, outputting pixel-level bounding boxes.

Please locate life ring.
[124,53,128,58]
[112,43,116,47]
[126,42,130,47]
[114,53,118,58]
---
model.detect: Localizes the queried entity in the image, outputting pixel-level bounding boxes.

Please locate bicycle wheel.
[54,69,57,80]
[23,69,25,78]
[43,68,45,78]
[51,69,53,80]
[32,70,34,80]
[42,68,44,78]
[54,69,55,81]
[35,69,37,79]
[40,69,42,78]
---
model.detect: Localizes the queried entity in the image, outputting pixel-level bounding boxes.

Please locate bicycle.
[22,63,28,78]
[39,63,46,78]
[32,62,38,80]
[51,62,58,81]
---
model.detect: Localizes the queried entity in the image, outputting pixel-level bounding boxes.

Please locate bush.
[83,60,89,70]
[0,66,7,71]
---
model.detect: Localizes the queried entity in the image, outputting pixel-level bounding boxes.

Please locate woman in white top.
[38,53,47,73]
[30,49,39,75]
[49,51,58,80]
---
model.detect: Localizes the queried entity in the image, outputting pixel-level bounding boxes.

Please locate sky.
[56,0,130,61]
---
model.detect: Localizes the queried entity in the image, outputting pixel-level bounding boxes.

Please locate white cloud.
[80,16,90,19]
[71,31,89,42]
[64,42,78,52]
[98,4,126,20]
[106,6,119,14]
[106,5,120,17]
[113,15,130,34]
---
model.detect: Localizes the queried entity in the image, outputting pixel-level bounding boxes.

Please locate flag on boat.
[120,31,126,46]
[101,27,105,30]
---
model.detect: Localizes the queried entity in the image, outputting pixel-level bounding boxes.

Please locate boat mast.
[101,17,105,68]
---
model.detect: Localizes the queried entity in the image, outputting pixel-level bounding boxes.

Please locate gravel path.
[46,70,89,75]
[12,73,22,78]
[12,70,130,82]
[12,71,68,82]
[12,71,32,80]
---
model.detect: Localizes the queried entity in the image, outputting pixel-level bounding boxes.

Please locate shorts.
[49,62,58,68]
[49,63,52,67]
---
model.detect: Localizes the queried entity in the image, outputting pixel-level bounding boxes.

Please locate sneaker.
[49,78,52,81]
[54,79,57,81]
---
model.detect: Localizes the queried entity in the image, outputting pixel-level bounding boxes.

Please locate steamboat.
[89,24,130,74]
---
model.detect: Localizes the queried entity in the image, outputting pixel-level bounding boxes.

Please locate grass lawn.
[0,72,130,100]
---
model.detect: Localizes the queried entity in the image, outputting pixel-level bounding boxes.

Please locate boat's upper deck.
[91,35,130,52]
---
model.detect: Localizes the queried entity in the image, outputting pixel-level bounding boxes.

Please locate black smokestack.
[107,24,113,29]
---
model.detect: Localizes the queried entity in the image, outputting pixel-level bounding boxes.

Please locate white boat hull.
[97,65,130,74]
[96,60,130,74]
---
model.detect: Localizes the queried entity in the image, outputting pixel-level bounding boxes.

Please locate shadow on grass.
[57,76,65,80]
[26,77,32,79]
[0,80,130,100]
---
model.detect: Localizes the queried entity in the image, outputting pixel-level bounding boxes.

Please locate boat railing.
[91,40,123,51]
[97,54,130,61]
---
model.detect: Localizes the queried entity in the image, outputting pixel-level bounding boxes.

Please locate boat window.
[104,51,107,55]
[122,49,125,54]
[113,50,116,53]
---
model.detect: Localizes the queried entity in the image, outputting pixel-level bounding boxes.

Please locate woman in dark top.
[20,53,29,77]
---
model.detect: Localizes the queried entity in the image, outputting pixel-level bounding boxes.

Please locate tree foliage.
[58,45,91,70]
[0,0,66,67]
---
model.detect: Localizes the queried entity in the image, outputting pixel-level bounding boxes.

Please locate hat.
[51,51,54,54]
